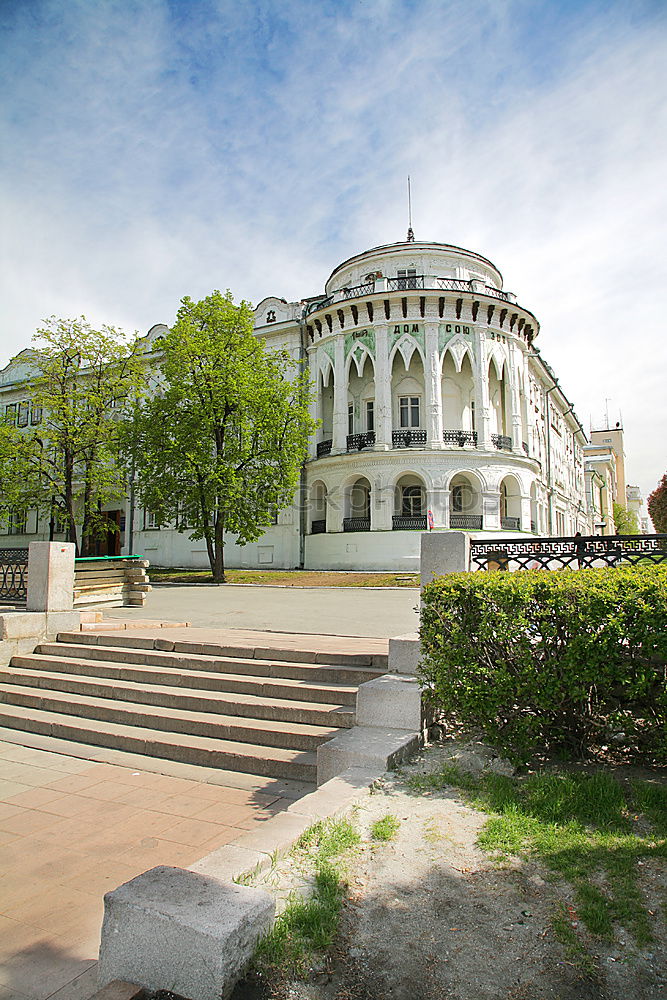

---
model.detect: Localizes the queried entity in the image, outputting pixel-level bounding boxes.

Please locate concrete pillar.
[483,491,501,531]
[473,327,492,450]
[27,542,75,612]
[420,531,470,587]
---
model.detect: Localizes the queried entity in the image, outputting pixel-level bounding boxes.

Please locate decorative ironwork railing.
[392,429,427,448]
[450,514,483,530]
[443,429,477,447]
[305,295,334,316]
[435,277,473,292]
[343,517,371,532]
[491,434,513,451]
[0,548,28,602]
[482,285,511,301]
[470,534,667,572]
[311,520,327,534]
[387,275,425,291]
[317,439,333,458]
[347,431,375,451]
[392,515,428,531]
[501,516,521,530]
[341,282,375,299]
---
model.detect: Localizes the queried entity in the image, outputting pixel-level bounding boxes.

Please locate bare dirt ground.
[236,741,667,1000]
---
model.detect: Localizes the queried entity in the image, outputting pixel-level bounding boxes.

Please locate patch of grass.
[407,764,667,949]
[552,901,599,978]
[149,567,419,587]
[371,814,400,841]
[254,817,360,977]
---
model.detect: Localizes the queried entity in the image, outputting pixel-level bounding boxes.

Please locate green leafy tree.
[648,473,667,533]
[127,290,317,582]
[612,501,639,535]
[2,317,146,554]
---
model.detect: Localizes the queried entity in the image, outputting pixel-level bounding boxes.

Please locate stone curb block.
[317,726,420,786]
[97,866,274,1000]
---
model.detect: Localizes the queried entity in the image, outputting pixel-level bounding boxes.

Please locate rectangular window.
[348,403,354,435]
[30,403,42,425]
[366,400,374,432]
[9,509,27,535]
[144,509,159,530]
[470,400,476,431]
[397,268,417,290]
[17,402,29,428]
[5,403,16,426]
[399,396,420,428]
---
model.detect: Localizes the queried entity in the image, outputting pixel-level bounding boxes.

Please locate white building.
[1,237,594,570]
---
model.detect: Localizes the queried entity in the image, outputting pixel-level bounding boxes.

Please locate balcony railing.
[491,434,513,451]
[317,439,333,458]
[311,519,327,534]
[343,517,370,532]
[341,281,375,299]
[449,514,483,530]
[501,516,521,530]
[392,515,428,531]
[392,429,427,448]
[443,429,477,447]
[386,275,425,291]
[304,276,518,315]
[347,431,375,452]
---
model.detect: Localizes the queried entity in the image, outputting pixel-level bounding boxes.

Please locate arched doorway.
[449,473,483,530]
[393,474,427,530]
[343,477,371,532]
[500,476,522,530]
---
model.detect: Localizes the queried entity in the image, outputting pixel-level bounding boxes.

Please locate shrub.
[419,564,667,763]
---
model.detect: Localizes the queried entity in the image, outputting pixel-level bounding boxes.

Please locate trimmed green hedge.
[419,565,667,763]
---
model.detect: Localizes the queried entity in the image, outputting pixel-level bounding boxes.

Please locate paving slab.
[0,737,313,1000]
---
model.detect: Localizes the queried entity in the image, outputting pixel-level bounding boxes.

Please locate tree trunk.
[64,453,79,555]
[213,510,225,583]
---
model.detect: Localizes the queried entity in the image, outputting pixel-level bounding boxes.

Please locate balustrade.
[449,514,483,530]
[316,439,332,458]
[311,520,327,534]
[346,431,375,452]
[491,434,513,451]
[501,516,521,530]
[443,429,477,447]
[343,517,371,532]
[392,515,428,531]
[0,548,28,602]
[392,429,427,448]
[470,533,667,571]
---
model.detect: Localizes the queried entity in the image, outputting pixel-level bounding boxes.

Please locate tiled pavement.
[0,735,312,1000]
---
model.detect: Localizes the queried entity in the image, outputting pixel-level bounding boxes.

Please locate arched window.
[401,485,424,517]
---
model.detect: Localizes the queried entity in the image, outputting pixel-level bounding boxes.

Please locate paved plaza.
[0,587,411,999]
[105,582,420,637]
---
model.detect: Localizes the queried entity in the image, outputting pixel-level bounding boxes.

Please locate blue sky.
[1,0,666,503]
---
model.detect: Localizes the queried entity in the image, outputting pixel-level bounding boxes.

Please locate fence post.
[420,531,470,588]
[27,542,75,612]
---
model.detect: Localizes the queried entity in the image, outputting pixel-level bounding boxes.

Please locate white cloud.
[0,0,665,500]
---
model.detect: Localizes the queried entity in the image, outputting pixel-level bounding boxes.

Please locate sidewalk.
[0,735,312,999]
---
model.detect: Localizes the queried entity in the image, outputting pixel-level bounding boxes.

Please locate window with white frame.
[399,396,420,428]
[17,402,29,428]
[397,268,417,289]
[401,485,424,516]
[144,509,159,530]
[9,509,27,535]
[366,400,374,432]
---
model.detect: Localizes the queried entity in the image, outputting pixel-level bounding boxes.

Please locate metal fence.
[470,534,667,572]
[0,548,29,602]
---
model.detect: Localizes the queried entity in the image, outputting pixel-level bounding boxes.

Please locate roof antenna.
[407,175,415,242]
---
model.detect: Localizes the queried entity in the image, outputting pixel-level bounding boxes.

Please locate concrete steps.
[0,630,387,781]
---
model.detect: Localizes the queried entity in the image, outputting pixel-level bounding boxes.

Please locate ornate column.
[374,322,392,450]
[332,333,347,454]
[424,319,442,448]
[473,326,492,450]
[307,348,319,461]
[483,490,501,531]
[508,344,523,451]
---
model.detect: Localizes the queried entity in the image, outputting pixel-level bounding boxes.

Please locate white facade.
[0,238,593,570]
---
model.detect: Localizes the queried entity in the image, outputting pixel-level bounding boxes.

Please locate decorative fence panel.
[0,548,29,602]
[470,534,667,572]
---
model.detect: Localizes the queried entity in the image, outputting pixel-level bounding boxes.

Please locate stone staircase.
[0,630,388,782]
